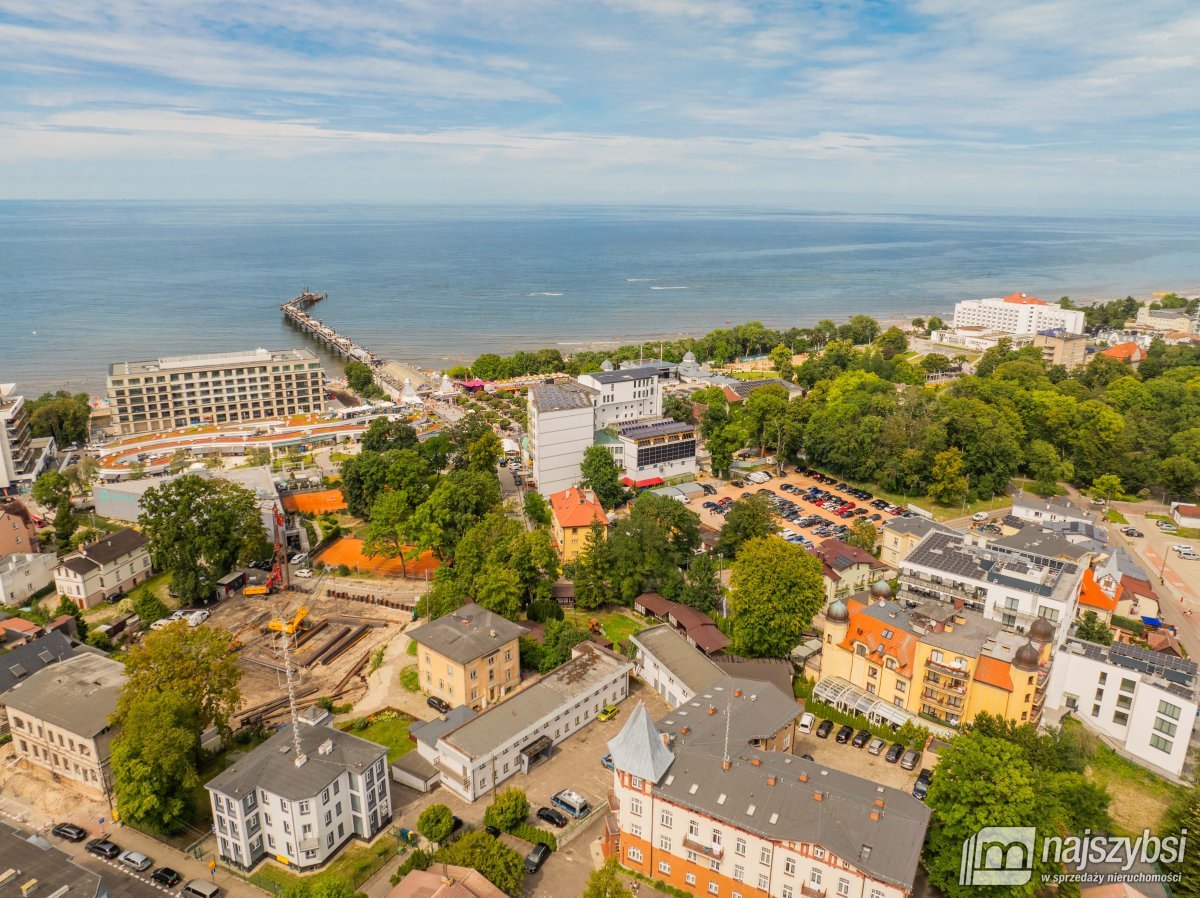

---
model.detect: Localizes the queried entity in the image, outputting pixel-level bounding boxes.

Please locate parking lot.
[791,720,934,795]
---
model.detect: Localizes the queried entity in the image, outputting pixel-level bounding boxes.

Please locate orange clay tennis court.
[315,537,439,577]
[282,490,348,515]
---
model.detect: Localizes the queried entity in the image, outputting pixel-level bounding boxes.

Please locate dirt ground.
[0,741,108,824]
[316,536,440,577]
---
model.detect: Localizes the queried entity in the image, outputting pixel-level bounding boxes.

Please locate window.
[809,869,822,886]
[1113,711,1129,726]
[628,847,643,863]
[784,857,796,876]
[660,836,672,852]
[1155,718,1178,738]
[1098,672,1107,685]
[660,810,673,827]
[1120,678,1136,693]
[659,862,671,875]
[631,797,643,816]
[686,874,697,886]
[733,866,744,882]
[710,859,720,871]
[630,824,642,837]
[813,847,825,860]
[689,819,701,837]
[1159,701,1182,720]
[631,776,643,789]
[299,800,310,814]
[837,879,850,897]
[760,847,771,865]
[708,883,719,896]
[930,650,943,663]
[872,891,885,898]
[757,875,769,891]
[1116,694,1132,710]
[324,811,332,825]
[735,838,746,857]
[782,888,793,898]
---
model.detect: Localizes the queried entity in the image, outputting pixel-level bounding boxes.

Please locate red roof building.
[548,486,607,562]
[1003,292,1047,305]
[1100,342,1146,366]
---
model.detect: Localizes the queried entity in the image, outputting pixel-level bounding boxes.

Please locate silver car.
[119,850,153,872]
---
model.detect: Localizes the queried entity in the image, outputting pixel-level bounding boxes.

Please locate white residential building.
[206,707,391,871]
[1011,493,1094,528]
[0,552,57,605]
[898,530,1084,644]
[951,294,1085,335]
[579,366,663,426]
[53,528,152,610]
[527,382,598,497]
[629,624,722,709]
[0,384,56,493]
[1045,639,1198,779]
[1132,304,1195,335]
[605,419,698,487]
[418,643,631,802]
[106,347,325,436]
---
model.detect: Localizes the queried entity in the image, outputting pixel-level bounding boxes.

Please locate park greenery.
[728,536,824,657]
[25,390,92,447]
[344,360,382,398]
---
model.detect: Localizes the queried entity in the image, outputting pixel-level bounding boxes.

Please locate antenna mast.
[722,692,733,770]
[275,604,307,766]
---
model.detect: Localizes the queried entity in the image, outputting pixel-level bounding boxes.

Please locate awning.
[622,476,665,488]
[1141,616,1162,628]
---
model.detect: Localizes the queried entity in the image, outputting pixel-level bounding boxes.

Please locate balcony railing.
[682,833,724,859]
[800,884,827,898]
[923,672,967,693]
[921,690,965,711]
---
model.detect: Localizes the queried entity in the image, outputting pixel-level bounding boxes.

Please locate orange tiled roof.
[1120,575,1156,600]
[549,486,607,530]
[0,618,40,635]
[973,655,1014,692]
[1079,568,1119,612]
[1003,292,1047,305]
[839,607,916,676]
[1101,342,1142,361]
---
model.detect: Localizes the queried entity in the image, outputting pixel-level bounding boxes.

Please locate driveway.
[792,727,928,794]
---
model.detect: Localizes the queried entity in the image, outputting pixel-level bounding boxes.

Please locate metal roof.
[407,604,525,664]
[582,366,662,385]
[606,701,676,784]
[528,382,596,412]
[617,418,696,440]
[631,625,723,696]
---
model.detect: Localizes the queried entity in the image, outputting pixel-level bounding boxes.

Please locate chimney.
[707,706,716,715]
[873,798,885,808]
[767,775,777,786]
[870,810,882,822]
[750,757,761,767]
[798,772,808,782]
[490,628,497,638]
[813,791,824,802]
[680,726,689,735]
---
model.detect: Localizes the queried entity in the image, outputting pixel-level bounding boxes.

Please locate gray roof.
[905,530,1077,599]
[881,516,957,539]
[59,527,148,574]
[1,652,125,736]
[206,723,386,801]
[988,529,1092,561]
[1042,519,1109,544]
[0,821,106,898]
[409,705,477,748]
[443,643,631,759]
[606,702,675,783]
[726,378,802,398]
[528,382,596,413]
[858,597,1005,657]
[713,657,795,696]
[631,625,723,695]
[617,419,695,440]
[658,676,801,748]
[1012,493,1091,520]
[0,631,75,696]
[408,604,525,664]
[584,366,662,385]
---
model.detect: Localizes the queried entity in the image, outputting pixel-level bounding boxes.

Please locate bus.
[551,789,589,819]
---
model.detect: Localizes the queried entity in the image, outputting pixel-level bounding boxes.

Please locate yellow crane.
[268,605,310,636]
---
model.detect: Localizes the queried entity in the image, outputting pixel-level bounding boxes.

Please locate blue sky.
[2,0,1198,209]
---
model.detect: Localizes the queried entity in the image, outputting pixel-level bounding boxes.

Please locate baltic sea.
[3,202,1199,394]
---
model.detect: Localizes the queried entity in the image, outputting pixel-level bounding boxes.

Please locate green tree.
[483,786,530,832]
[417,803,455,844]
[743,385,789,456]
[26,391,92,447]
[475,563,524,620]
[924,732,1062,897]
[167,449,192,474]
[447,412,495,469]
[139,475,267,603]
[705,426,737,479]
[362,418,419,453]
[680,552,724,614]
[571,523,613,611]
[466,430,505,472]
[247,446,272,468]
[928,447,969,506]
[404,470,502,561]
[1075,610,1113,646]
[523,491,552,527]
[582,859,633,898]
[52,595,88,641]
[919,353,951,374]
[119,623,242,736]
[729,537,824,657]
[363,491,420,578]
[433,831,525,898]
[1025,439,1070,494]
[530,619,590,672]
[71,525,103,550]
[715,495,773,558]
[110,690,200,834]
[769,344,794,381]
[32,470,72,508]
[663,394,695,423]
[875,327,908,360]
[344,360,379,397]
[1159,455,1200,499]
[131,585,169,625]
[837,314,881,345]
[54,496,76,548]
[845,518,877,554]
[1163,780,1200,895]
[580,445,625,509]
[1090,473,1122,504]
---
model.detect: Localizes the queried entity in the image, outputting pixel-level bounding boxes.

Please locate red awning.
[622,476,664,488]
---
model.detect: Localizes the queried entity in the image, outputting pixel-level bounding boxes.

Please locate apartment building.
[1131,305,1195,335]
[607,419,698,487]
[527,382,598,496]
[1011,493,1093,528]
[820,588,1053,730]
[606,694,929,898]
[0,631,75,735]
[408,604,524,711]
[2,652,125,798]
[879,517,957,569]
[630,624,723,709]
[549,486,608,562]
[1045,639,1198,779]
[0,552,56,605]
[579,365,663,426]
[106,347,325,436]
[951,293,1085,335]
[0,498,40,555]
[53,527,152,609]
[897,530,1083,644]
[206,707,391,870]
[1031,330,1089,369]
[809,538,890,602]
[0,384,55,493]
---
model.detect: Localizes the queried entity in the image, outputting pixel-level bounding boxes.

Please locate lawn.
[564,609,644,646]
[249,836,399,894]
[399,665,420,692]
[1104,509,1129,524]
[337,711,415,763]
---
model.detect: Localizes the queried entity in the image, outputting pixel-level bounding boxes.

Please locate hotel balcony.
[920,690,965,713]
[800,884,827,898]
[922,671,968,693]
[682,833,724,859]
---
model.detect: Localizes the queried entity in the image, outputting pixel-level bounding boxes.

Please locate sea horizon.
[4,202,1199,396]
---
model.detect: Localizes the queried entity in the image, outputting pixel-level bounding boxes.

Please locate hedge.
[510,822,557,851]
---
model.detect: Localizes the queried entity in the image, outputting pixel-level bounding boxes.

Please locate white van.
[670,494,690,504]
[182,881,220,898]
[798,712,815,734]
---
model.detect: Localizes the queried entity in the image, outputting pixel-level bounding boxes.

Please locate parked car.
[525,843,551,873]
[851,729,871,749]
[537,807,569,828]
[971,511,989,522]
[1122,527,1143,538]
[885,743,905,764]
[152,868,183,888]
[701,484,718,496]
[597,704,620,722]
[816,719,834,739]
[731,480,745,488]
[900,748,922,770]
[120,851,154,872]
[799,753,814,761]
[912,768,933,801]
[51,822,87,842]
[798,712,815,734]
[187,610,210,627]
[86,838,120,860]
[294,568,313,578]
[867,737,886,755]
[835,725,854,744]
[427,695,452,714]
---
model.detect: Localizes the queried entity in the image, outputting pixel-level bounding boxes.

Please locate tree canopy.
[26,390,92,447]
[110,689,201,834]
[729,536,824,657]
[715,495,773,558]
[580,445,625,509]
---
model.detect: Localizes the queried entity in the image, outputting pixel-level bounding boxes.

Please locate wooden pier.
[281,289,377,364]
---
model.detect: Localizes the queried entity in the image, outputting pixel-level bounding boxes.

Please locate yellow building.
[819,584,1052,729]
[549,486,607,562]
[879,517,957,569]
[408,603,525,711]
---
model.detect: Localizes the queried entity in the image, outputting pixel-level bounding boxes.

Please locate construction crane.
[268,605,310,636]
[245,505,290,597]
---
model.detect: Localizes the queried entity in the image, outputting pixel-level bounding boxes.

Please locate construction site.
[214,579,410,729]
